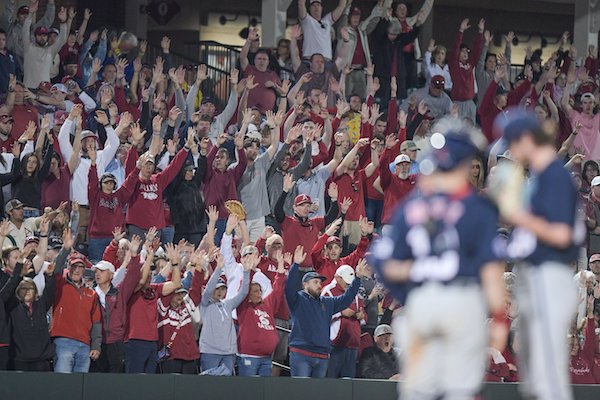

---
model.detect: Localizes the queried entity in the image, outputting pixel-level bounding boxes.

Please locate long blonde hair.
[470,157,485,190]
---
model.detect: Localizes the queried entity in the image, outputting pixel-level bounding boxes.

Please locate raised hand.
[283,173,295,192]
[478,18,485,33]
[340,197,353,214]
[152,115,163,133]
[459,18,470,33]
[325,218,343,236]
[129,235,142,255]
[112,226,126,242]
[328,182,338,200]
[359,215,374,235]
[293,245,306,265]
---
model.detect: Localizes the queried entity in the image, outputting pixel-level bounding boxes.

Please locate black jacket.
[7,273,55,362]
[0,263,24,346]
[168,154,207,234]
[0,155,21,211]
[358,345,398,379]
[371,19,420,80]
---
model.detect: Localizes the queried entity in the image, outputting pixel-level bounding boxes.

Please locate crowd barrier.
[1,372,600,400]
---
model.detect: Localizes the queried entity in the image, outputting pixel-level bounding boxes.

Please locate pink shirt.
[243,65,280,114]
[569,110,600,160]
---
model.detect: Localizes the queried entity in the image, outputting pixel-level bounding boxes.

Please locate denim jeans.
[54,337,91,373]
[125,339,158,374]
[160,225,175,245]
[213,219,227,246]
[365,198,383,231]
[326,346,357,378]
[88,237,112,263]
[23,208,40,218]
[200,353,235,374]
[237,356,272,377]
[289,351,329,378]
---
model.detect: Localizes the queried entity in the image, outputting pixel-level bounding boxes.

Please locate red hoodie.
[322,279,364,349]
[311,234,369,283]
[203,145,247,217]
[125,146,189,229]
[254,238,290,321]
[88,165,139,238]
[157,270,206,361]
[448,30,482,102]
[570,317,597,384]
[379,148,417,224]
[237,272,286,357]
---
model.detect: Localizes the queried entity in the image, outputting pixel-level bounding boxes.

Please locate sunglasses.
[0,115,14,123]
[351,181,359,192]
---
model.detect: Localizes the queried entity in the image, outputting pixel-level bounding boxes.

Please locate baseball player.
[370,119,508,400]
[501,111,582,400]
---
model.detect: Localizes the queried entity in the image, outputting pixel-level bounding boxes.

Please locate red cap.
[294,194,312,207]
[430,75,445,89]
[18,6,29,15]
[37,81,52,92]
[34,27,49,36]
[326,236,342,246]
[54,111,68,125]
[61,75,73,84]
[68,252,92,269]
[351,7,361,15]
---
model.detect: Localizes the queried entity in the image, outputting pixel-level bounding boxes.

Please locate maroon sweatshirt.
[125,146,189,229]
[203,145,247,218]
[379,148,417,224]
[88,165,139,238]
[253,242,290,321]
[322,280,364,349]
[236,272,285,357]
[570,317,597,384]
[99,257,142,344]
[311,234,369,283]
[448,30,482,101]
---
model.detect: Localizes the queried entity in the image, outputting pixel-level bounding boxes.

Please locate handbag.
[158,316,184,362]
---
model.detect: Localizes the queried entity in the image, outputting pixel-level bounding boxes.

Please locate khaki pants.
[344,220,362,246]
[77,206,90,244]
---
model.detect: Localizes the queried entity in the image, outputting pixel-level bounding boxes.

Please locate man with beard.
[22,2,70,89]
[377,151,416,228]
[358,324,399,379]
[238,110,282,242]
[285,245,367,377]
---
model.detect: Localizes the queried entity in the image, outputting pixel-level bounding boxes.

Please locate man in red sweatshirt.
[91,236,142,373]
[311,216,372,283]
[448,18,484,122]
[236,252,287,376]
[378,151,416,227]
[51,246,102,373]
[570,295,597,384]
[125,130,194,239]
[203,132,247,245]
[322,264,365,378]
[478,63,533,142]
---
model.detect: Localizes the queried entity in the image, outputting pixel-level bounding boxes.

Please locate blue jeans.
[365,198,383,231]
[125,340,158,374]
[88,237,112,263]
[200,353,235,374]
[160,225,175,245]
[23,208,40,218]
[54,337,91,373]
[237,356,272,377]
[289,351,329,378]
[214,219,227,246]
[326,346,357,378]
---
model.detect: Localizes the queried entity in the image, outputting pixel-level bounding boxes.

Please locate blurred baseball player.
[501,111,582,400]
[370,119,508,400]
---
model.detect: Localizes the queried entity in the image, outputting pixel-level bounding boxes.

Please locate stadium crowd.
[0,0,597,382]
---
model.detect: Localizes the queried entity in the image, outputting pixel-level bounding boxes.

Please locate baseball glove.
[487,161,525,218]
[225,200,247,220]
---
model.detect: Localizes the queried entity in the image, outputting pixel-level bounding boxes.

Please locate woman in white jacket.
[423,39,453,91]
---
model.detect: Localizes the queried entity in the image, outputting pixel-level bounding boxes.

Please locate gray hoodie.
[199,267,249,355]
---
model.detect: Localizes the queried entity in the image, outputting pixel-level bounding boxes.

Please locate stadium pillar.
[125,0,148,40]
[261,0,293,47]
[573,0,599,59]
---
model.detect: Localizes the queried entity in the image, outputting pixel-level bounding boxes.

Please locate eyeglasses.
[0,115,13,123]
[318,21,326,29]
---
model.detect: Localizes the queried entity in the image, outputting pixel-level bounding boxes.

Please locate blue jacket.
[285,263,361,355]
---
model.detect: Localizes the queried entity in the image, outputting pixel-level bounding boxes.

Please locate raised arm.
[298,0,308,20]
[331,0,348,24]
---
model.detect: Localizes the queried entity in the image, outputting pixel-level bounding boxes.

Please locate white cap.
[374,324,393,337]
[92,260,115,274]
[246,124,261,140]
[335,264,355,285]
[394,154,411,165]
[592,176,600,187]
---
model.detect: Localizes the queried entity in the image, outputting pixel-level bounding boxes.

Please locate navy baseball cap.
[302,272,327,283]
[500,109,541,143]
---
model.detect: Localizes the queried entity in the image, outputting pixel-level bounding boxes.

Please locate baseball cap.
[266,234,283,247]
[581,92,596,103]
[18,6,29,15]
[592,176,600,187]
[246,124,261,140]
[590,254,600,263]
[326,236,342,246]
[350,7,361,15]
[34,27,49,36]
[49,27,60,36]
[394,154,411,165]
[496,85,509,96]
[68,252,92,268]
[310,0,322,4]
[215,278,228,289]
[500,109,542,144]
[144,154,156,164]
[80,130,98,141]
[48,236,63,250]
[24,236,39,247]
[422,119,482,173]
[374,324,393,337]
[400,140,419,152]
[153,247,169,261]
[201,97,215,105]
[335,264,355,284]
[100,173,117,185]
[241,245,258,257]
[5,199,23,214]
[294,194,312,206]
[54,111,68,125]
[92,260,115,274]
[37,81,52,92]
[174,287,189,294]
[183,160,196,172]
[302,271,327,284]
[51,83,68,93]
[431,75,445,89]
